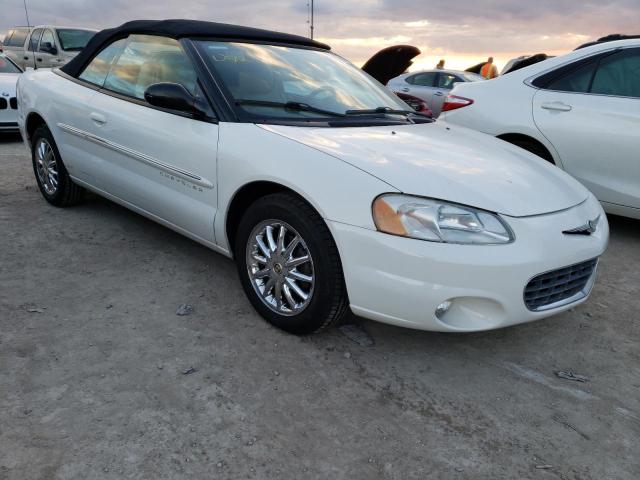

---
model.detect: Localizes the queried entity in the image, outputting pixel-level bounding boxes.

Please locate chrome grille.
[524,258,598,311]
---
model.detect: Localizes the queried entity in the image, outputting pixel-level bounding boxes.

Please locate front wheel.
[235,193,349,334]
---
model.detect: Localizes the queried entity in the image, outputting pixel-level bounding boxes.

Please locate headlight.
[372,194,514,245]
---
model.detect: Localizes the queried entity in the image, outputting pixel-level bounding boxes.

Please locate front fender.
[215,123,397,252]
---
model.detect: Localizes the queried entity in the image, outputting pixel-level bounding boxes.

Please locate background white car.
[387,69,484,116]
[0,53,21,132]
[441,38,640,220]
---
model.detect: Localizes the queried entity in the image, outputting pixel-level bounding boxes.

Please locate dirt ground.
[1,133,639,480]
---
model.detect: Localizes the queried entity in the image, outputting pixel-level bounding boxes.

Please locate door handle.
[90,112,107,125]
[36,58,42,62]
[434,91,444,96]
[23,56,29,60]
[541,101,572,112]
[401,87,410,92]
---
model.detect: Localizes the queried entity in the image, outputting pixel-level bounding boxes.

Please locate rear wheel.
[31,125,85,207]
[235,192,349,334]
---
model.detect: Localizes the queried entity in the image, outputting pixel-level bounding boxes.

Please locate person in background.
[480,57,498,79]
[436,59,445,69]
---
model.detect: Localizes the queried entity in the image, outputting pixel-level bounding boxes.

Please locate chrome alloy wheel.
[246,220,315,316]
[35,138,59,195]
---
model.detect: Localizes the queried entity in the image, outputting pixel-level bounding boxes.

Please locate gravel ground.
[1,133,639,480]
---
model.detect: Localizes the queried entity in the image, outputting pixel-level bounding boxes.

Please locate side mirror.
[40,42,57,55]
[144,82,206,116]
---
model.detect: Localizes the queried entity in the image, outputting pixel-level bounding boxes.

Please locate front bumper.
[0,95,18,131]
[331,194,608,332]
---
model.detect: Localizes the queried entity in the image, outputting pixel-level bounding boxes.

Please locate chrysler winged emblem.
[1,92,9,97]
[563,215,600,235]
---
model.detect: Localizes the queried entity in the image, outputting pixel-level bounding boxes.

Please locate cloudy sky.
[2,0,639,70]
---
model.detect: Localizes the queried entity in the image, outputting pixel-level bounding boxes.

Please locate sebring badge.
[563,215,600,235]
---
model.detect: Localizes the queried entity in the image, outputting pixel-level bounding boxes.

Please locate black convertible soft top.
[61,19,330,77]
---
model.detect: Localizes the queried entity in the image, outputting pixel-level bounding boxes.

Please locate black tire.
[235,192,349,335]
[506,137,555,164]
[31,125,85,207]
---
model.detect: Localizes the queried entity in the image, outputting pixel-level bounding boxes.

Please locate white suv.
[441,39,640,220]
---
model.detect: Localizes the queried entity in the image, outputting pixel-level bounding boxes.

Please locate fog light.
[435,300,453,319]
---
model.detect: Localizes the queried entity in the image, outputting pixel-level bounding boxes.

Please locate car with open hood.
[17,20,608,334]
[361,44,431,116]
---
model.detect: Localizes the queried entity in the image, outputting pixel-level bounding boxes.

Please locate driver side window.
[102,35,198,101]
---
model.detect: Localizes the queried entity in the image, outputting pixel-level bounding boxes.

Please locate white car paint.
[0,55,20,131]
[17,66,608,332]
[261,123,588,217]
[441,39,640,219]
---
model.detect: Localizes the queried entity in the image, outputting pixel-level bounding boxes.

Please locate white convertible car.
[441,38,640,220]
[18,20,608,334]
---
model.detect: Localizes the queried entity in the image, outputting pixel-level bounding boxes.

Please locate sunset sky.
[2,0,639,72]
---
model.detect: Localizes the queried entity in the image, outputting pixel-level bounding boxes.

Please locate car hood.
[362,45,421,85]
[259,122,588,217]
[0,73,18,92]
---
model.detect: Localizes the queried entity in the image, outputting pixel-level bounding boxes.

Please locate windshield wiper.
[235,99,345,117]
[345,106,432,118]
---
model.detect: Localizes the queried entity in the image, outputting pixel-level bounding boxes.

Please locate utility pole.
[310,0,314,39]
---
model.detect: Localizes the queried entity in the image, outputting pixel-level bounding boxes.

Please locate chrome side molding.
[57,123,214,189]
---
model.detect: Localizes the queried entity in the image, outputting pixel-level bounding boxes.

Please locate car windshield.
[195,41,411,120]
[57,29,95,51]
[0,56,21,73]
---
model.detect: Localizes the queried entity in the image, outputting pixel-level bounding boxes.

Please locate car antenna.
[307,0,314,39]
[23,0,37,70]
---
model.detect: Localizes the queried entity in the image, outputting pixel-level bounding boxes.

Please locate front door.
[36,29,64,69]
[80,34,219,243]
[533,47,640,210]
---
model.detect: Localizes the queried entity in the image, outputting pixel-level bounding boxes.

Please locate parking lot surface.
[1,134,639,479]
